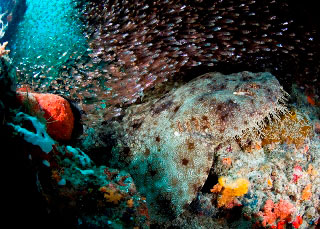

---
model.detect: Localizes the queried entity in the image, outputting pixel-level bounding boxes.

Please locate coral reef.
[48,146,150,228]
[3,52,149,227]
[7,110,150,228]
[209,93,320,228]
[3,1,320,228]
[110,71,288,223]
[0,44,16,126]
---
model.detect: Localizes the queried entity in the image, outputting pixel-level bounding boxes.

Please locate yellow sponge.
[212,177,250,208]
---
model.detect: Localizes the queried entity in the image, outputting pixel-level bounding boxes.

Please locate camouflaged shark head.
[112,71,288,223]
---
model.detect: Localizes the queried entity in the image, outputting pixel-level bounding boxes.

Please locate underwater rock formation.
[210,107,319,228]
[39,145,150,228]
[111,71,288,223]
[7,110,150,228]
[0,0,27,42]
[0,44,15,126]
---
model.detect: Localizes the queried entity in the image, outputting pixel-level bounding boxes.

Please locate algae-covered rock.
[0,50,16,127]
[112,71,288,222]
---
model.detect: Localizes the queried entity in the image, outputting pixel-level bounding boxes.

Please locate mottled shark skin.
[113,71,288,222]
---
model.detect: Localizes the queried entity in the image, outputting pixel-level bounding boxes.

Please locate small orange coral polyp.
[99,186,123,204]
[17,91,74,141]
[301,184,312,201]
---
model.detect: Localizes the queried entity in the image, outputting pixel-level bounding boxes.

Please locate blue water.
[9,0,87,79]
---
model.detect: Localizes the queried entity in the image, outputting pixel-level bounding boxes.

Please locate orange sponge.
[17,91,74,141]
[211,176,250,208]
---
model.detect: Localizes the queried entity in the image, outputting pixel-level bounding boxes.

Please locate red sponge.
[17,91,74,141]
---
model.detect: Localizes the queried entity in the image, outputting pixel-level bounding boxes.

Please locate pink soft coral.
[274,199,295,221]
[258,199,277,227]
[258,199,295,227]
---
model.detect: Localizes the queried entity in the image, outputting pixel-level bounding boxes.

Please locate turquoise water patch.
[10,0,87,83]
